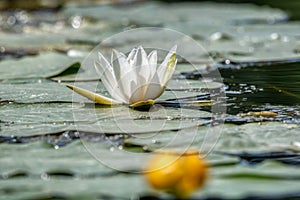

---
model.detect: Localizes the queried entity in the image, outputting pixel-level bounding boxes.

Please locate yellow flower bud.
[144,149,208,198]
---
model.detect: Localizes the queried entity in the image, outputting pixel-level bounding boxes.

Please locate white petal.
[95,53,115,86]
[143,46,177,100]
[113,49,137,103]
[144,72,164,100]
[161,54,177,87]
[127,47,137,66]
[133,46,150,70]
[157,45,177,75]
[132,46,152,100]
[124,46,149,103]
[129,67,149,103]
[131,49,158,103]
[94,60,114,93]
[132,46,142,67]
[147,50,157,80]
[94,52,126,103]
[138,46,150,78]
[111,50,121,81]
[129,83,147,104]
[157,45,177,86]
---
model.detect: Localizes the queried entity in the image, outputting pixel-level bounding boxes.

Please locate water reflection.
[220,62,300,114]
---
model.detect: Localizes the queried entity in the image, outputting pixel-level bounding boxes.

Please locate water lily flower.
[144,149,209,198]
[66,45,177,108]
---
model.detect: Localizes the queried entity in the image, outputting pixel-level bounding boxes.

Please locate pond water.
[221,62,300,114]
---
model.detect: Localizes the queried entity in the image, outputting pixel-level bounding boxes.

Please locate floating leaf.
[63,2,287,26]
[0,52,81,80]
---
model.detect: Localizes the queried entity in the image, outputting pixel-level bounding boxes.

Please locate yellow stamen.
[129,100,155,110]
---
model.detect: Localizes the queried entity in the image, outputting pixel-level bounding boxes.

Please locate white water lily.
[67,45,177,108]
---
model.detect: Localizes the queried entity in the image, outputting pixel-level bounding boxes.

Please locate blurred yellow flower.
[144,149,208,198]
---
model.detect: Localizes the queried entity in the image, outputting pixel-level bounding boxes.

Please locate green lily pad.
[63,2,287,26]
[0,21,115,49]
[0,52,82,80]
[193,161,300,199]
[125,122,300,153]
[0,81,77,103]
[0,32,67,49]
[0,141,147,199]
[0,102,211,136]
[168,22,300,62]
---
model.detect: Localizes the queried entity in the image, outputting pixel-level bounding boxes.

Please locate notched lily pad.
[0,52,82,80]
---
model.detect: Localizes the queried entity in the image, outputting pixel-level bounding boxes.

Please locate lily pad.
[0,141,148,199]
[0,81,77,103]
[0,32,67,49]
[0,20,116,49]
[193,161,300,199]
[0,52,82,80]
[125,122,300,153]
[0,102,212,136]
[63,2,287,26]
[168,22,300,62]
